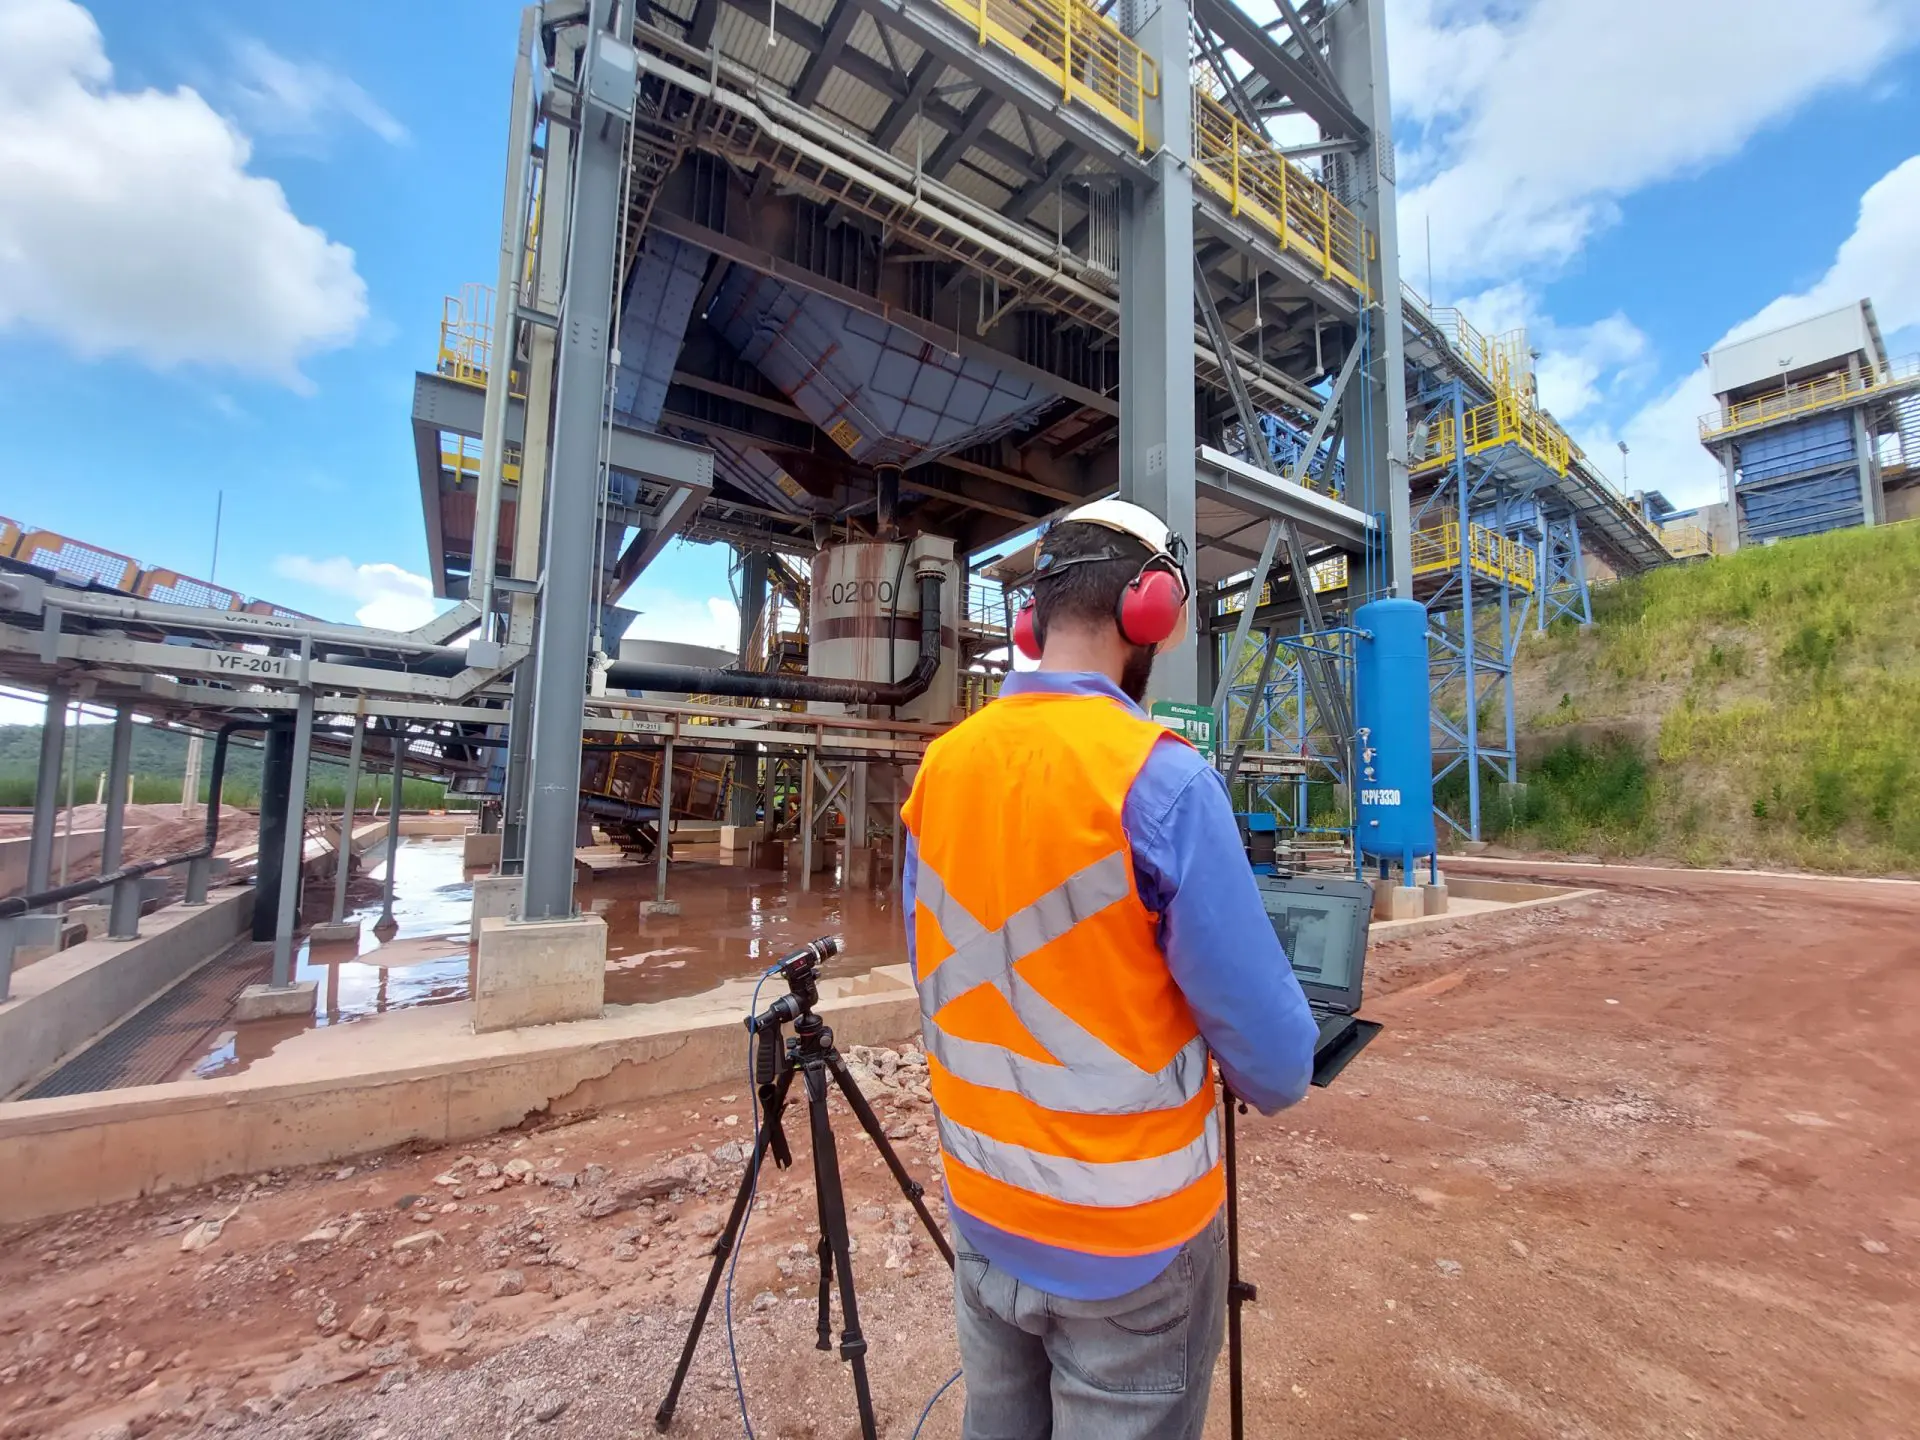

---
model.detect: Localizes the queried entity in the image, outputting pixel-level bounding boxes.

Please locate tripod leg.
[802,1060,881,1440]
[1223,1088,1256,1440]
[654,1063,797,1433]
[825,1049,956,1268]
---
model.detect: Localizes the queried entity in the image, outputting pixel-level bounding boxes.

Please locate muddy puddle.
[189,837,909,1078]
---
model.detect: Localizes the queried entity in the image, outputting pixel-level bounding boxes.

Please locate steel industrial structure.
[404,0,1684,886]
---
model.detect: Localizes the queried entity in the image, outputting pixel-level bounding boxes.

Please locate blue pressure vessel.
[1352,598,1436,872]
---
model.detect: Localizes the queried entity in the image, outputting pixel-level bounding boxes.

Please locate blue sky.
[1,0,1917,651]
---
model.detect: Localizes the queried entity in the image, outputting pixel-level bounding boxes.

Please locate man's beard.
[1119,645,1156,704]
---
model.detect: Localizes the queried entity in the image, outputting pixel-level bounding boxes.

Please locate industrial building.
[1699,299,1920,547]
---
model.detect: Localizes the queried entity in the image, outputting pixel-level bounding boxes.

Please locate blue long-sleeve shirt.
[904,670,1318,1298]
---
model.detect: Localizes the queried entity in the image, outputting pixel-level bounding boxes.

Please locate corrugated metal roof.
[714,7,811,89]
[814,68,892,133]
[781,0,836,27]
[961,150,1026,195]
[890,113,947,166]
[848,12,921,80]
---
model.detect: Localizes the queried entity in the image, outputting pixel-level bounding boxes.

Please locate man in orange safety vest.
[902,499,1320,1439]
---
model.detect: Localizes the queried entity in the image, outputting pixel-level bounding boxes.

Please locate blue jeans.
[952,1210,1227,1440]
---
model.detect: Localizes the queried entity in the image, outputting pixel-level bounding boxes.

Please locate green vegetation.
[0,722,470,812]
[1488,522,1920,872]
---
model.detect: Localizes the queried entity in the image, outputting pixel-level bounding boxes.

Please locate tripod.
[654,940,955,1439]
[1224,1086,1254,1440]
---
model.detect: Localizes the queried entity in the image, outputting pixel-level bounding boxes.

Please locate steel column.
[331,712,366,923]
[1329,0,1413,594]
[253,717,294,941]
[656,736,674,904]
[1854,409,1881,527]
[1118,0,1197,703]
[380,729,405,929]
[472,9,540,627]
[101,705,141,939]
[520,1,631,922]
[800,752,816,893]
[270,689,315,987]
[731,549,769,827]
[1453,391,1480,840]
[25,683,69,897]
[181,731,203,818]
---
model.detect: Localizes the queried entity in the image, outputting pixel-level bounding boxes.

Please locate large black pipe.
[603,572,945,708]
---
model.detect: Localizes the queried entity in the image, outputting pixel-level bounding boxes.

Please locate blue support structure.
[1535,510,1593,632]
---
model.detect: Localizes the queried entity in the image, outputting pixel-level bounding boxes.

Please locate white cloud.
[274,555,444,632]
[228,38,407,148]
[1448,281,1653,422]
[0,0,367,385]
[1594,153,1920,508]
[623,591,742,654]
[1398,0,1920,286]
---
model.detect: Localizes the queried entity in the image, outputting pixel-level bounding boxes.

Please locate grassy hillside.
[0,723,462,811]
[1476,521,1920,873]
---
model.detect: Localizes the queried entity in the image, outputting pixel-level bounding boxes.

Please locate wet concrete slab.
[185,837,910,1079]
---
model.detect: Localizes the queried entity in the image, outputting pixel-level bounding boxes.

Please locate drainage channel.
[17,939,272,1099]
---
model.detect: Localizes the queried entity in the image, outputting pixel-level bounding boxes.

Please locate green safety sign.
[1150,700,1217,758]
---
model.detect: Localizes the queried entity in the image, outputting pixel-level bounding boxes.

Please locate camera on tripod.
[656,934,955,1440]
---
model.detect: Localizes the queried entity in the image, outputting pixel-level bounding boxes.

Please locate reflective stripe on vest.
[915,850,1217,1203]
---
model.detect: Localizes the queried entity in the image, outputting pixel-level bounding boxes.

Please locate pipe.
[603,572,946,707]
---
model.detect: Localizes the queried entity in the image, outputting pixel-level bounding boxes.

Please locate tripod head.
[749,934,843,1095]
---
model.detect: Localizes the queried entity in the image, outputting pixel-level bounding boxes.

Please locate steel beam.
[1118,0,1198,703]
[794,2,859,106]
[1200,0,1365,141]
[522,3,631,923]
[100,705,136,938]
[924,89,1000,182]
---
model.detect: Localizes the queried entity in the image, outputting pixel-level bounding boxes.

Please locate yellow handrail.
[1698,354,1920,440]
[1188,91,1369,295]
[438,284,493,390]
[1411,380,1571,479]
[1411,521,1536,593]
[934,0,1159,151]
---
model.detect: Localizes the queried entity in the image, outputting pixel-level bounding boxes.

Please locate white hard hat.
[1055,498,1183,566]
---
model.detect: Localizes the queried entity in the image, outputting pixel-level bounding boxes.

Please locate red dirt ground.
[2,862,1917,1439]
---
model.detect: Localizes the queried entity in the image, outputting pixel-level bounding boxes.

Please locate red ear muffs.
[1013,603,1042,660]
[1117,563,1185,648]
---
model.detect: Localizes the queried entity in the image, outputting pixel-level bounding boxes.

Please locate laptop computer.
[1255,873,1383,1087]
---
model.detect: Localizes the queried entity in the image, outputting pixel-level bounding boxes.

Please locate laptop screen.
[1255,875,1373,1010]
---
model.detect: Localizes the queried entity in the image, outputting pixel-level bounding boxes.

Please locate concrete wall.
[0,828,106,898]
[0,887,256,1098]
[0,973,922,1224]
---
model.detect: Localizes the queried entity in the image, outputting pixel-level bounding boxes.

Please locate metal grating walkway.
[18,940,272,1099]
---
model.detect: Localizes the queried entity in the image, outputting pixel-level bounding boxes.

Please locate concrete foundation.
[66,904,111,941]
[845,845,877,888]
[469,873,521,937]
[640,900,681,917]
[462,831,502,871]
[307,920,361,946]
[1373,880,1425,922]
[232,981,318,1023]
[1422,882,1450,915]
[473,914,607,1033]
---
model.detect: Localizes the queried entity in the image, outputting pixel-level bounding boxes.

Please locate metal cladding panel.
[1738,414,1854,484]
[710,270,1056,465]
[1709,302,1875,397]
[1741,472,1864,542]
[1353,598,1438,866]
[613,232,709,429]
[708,433,812,513]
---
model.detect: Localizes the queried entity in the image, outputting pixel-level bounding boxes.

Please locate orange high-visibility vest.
[900,690,1223,1256]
